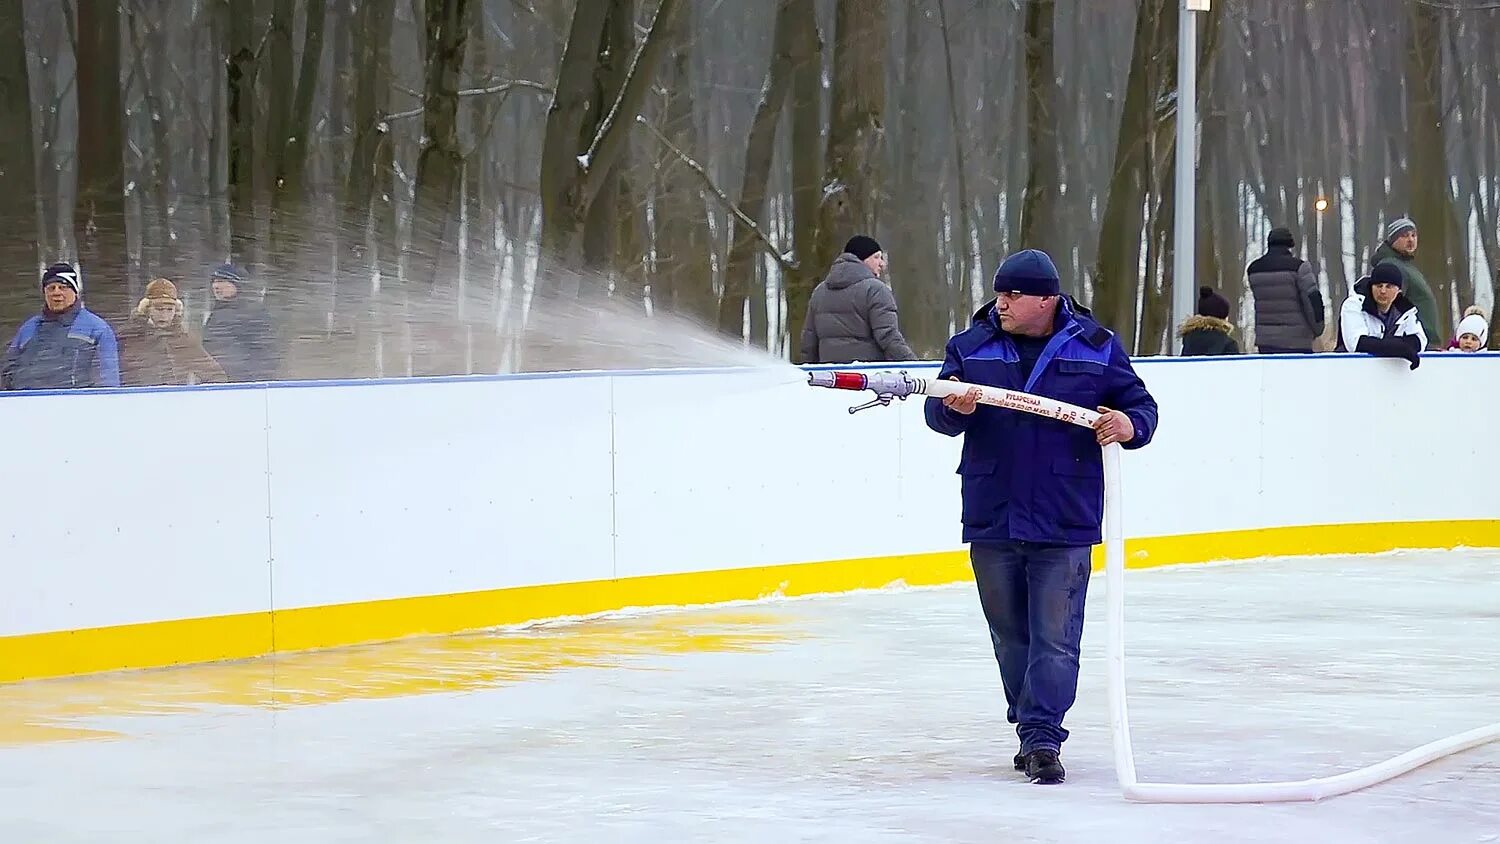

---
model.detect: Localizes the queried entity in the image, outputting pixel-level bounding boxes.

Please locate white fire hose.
[809,368,1500,803]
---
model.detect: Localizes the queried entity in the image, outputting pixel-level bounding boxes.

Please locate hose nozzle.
[806,369,924,413]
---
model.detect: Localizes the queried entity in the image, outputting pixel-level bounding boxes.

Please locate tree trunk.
[782,0,822,359]
[225,0,259,268]
[268,0,330,376]
[342,0,397,378]
[718,0,800,344]
[794,0,886,362]
[537,0,683,288]
[1020,0,1062,261]
[75,0,131,324]
[270,0,328,252]
[1092,0,1167,343]
[654,28,718,324]
[0,1,39,328]
[1405,2,1454,345]
[409,0,475,375]
[888,3,945,355]
[579,0,635,277]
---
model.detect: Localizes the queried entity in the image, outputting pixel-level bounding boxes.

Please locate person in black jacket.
[1179,287,1241,356]
[201,263,281,383]
[1246,227,1324,353]
[799,235,915,363]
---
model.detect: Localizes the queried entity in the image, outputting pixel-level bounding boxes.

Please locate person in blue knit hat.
[201,262,281,382]
[924,248,1158,785]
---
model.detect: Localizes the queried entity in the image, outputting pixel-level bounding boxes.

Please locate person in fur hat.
[1179,287,1241,356]
[1446,306,1489,352]
[117,278,228,387]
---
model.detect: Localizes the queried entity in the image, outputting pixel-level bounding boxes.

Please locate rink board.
[1,354,1496,682]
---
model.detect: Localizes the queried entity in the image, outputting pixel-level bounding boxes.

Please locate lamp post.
[1171,0,1211,354]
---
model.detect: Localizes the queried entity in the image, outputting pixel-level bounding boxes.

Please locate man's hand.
[1094,407,1135,446]
[942,376,982,415]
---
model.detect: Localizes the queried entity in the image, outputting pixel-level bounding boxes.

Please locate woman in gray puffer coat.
[800,236,916,363]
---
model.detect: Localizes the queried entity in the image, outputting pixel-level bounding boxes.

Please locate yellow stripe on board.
[2,519,1496,685]
[0,612,272,686]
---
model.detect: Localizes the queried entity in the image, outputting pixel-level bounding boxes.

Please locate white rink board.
[609,370,923,580]
[265,377,616,610]
[1,353,1496,638]
[0,387,273,636]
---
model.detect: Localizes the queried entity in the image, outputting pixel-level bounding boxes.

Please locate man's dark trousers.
[971,540,1092,754]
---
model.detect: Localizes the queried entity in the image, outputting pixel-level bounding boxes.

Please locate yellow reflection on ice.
[0,610,793,746]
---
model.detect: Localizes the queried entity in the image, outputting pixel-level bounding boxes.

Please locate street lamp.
[1171,0,1211,355]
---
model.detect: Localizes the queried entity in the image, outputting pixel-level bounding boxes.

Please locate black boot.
[1013,751,1026,772]
[1023,749,1065,784]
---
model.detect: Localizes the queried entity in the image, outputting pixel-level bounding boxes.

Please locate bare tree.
[75,0,130,322]
[1093,0,1171,346]
[0,1,38,328]
[1405,0,1455,343]
[717,0,802,345]
[1020,0,1062,262]
[224,0,258,267]
[781,0,822,357]
[537,0,683,283]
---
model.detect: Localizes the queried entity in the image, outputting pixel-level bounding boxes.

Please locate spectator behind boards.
[1447,306,1488,353]
[1246,227,1324,353]
[1337,262,1427,369]
[118,278,228,387]
[1178,286,1241,356]
[2,262,120,390]
[800,235,915,364]
[202,263,281,383]
[1371,217,1440,348]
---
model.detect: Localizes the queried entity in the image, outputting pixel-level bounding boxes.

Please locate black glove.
[1396,335,1421,370]
[1355,335,1420,369]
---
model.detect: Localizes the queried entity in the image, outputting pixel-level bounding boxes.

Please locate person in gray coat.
[800,235,915,363]
[1246,227,1325,354]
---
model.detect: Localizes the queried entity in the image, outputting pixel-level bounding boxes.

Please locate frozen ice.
[1,551,1497,842]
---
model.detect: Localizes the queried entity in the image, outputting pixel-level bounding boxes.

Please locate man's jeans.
[970,541,1093,754]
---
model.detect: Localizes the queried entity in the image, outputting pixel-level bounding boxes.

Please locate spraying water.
[133,205,801,384]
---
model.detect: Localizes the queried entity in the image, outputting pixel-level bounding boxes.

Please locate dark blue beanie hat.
[992,249,1061,297]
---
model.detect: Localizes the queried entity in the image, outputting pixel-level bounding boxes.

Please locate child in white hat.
[1447,306,1488,352]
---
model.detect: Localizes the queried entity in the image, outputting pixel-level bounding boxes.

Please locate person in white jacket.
[1337,262,1427,369]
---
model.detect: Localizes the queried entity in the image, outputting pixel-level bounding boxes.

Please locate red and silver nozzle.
[806,371,870,391]
[807,369,925,413]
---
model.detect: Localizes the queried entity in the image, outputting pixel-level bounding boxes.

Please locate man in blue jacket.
[3,263,121,390]
[925,249,1157,785]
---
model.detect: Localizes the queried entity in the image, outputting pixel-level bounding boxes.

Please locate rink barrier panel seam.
[2,517,1496,684]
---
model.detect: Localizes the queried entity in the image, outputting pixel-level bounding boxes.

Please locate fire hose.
[808,368,1500,804]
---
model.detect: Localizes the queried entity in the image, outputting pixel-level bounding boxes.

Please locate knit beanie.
[1371,262,1404,288]
[1384,217,1417,244]
[212,263,249,284]
[842,236,882,261]
[1267,227,1295,249]
[992,249,1061,297]
[1196,286,1231,320]
[1456,308,1489,346]
[42,262,82,294]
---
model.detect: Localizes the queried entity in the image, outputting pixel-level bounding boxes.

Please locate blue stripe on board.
[0,352,1491,400]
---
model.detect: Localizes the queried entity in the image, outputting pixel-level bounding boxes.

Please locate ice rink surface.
[2,550,1498,843]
